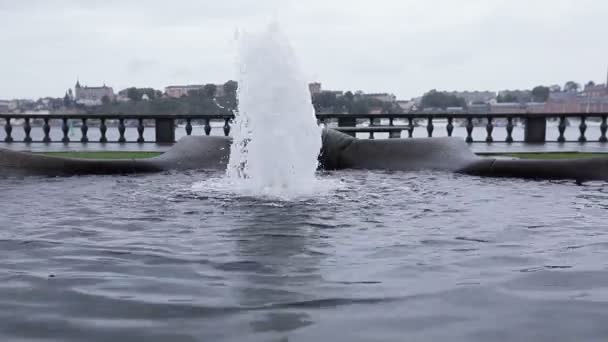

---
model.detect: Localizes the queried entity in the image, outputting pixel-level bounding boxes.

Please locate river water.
[1,170,608,341]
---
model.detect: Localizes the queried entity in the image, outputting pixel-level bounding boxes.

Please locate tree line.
[311,91,403,114]
[70,81,239,115]
[420,80,595,109]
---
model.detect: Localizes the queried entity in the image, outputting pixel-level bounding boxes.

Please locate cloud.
[0,0,607,99]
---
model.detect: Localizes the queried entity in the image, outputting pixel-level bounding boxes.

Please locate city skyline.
[1,0,607,99]
[5,69,608,103]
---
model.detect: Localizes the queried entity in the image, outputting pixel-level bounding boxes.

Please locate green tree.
[219,80,238,111]
[223,80,238,96]
[531,86,550,102]
[101,95,111,105]
[349,99,370,114]
[204,84,217,98]
[344,91,354,102]
[421,90,466,109]
[187,89,205,98]
[564,81,580,93]
[140,88,157,100]
[127,87,143,101]
[63,93,72,108]
[497,93,518,103]
[312,91,338,111]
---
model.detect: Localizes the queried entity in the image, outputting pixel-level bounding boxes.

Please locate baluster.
[389,117,394,126]
[408,118,414,138]
[223,118,231,136]
[137,118,145,143]
[506,117,514,143]
[485,117,494,143]
[43,118,51,143]
[465,117,474,143]
[204,119,212,136]
[118,118,126,143]
[99,118,107,143]
[369,116,375,139]
[185,118,193,136]
[578,116,587,143]
[61,118,70,143]
[426,117,434,137]
[557,116,566,143]
[4,117,13,143]
[600,116,608,143]
[446,117,454,136]
[24,117,32,143]
[80,118,88,143]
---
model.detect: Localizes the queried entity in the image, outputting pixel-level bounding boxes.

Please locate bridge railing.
[317,113,608,143]
[0,112,607,144]
[0,114,233,144]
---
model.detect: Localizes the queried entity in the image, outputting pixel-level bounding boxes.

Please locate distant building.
[542,96,608,113]
[309,82,322,95]
[396,100,414,112]
[369,106,384,115]
[447,91,496,105]
[445,106,465,113]
[165,85,205,98]
[0,100,8,113]
[308,82,345,98]
[362,93,397,103]
[165,84,226,98]
[543,94,581,113]
[10,99,36,112]
[74,80,115,106]
[8,100,19,111]
[497,89,532,103]
[542,67,608,112]
[582,83,608,98]
[468,103,490,114]
[489,102,526,114]
[578,96,608,113]
[525,103,547,113]
[324,90,344,97]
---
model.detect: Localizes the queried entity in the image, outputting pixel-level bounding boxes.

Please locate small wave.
[455,237,492,243]
[213,260,270,272]
[268,296,399,309]
[190,174,344,202]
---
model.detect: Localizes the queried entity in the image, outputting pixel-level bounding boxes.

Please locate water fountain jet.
[227,22,323,197]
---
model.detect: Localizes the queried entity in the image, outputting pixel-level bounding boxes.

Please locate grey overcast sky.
[1,0,607,100]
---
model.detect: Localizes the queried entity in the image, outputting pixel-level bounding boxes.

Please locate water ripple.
[1,170,608,341]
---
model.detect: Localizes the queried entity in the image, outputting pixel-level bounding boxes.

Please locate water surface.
[1,171,608,341]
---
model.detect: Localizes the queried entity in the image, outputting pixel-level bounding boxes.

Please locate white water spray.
[227,23,323,198]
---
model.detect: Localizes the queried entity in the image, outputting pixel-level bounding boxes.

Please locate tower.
[75,79,81,100]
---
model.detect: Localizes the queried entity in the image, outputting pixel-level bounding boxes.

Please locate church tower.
[75,79,81,100]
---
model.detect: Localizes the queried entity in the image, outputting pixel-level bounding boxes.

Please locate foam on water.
[226,22,323,199]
